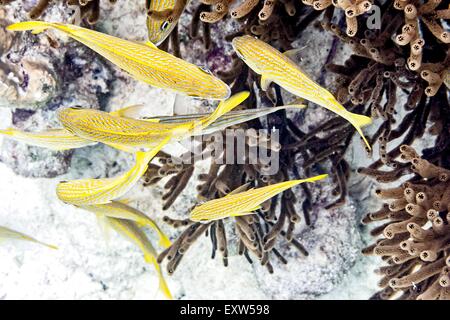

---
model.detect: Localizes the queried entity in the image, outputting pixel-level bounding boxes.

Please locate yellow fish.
[190,174,328,222]
[0,226,57,249]
[0,105,147,151]
[7,21,230,100]
[0,128,96,151]
[56,147,168,206]
[232,36,372,150]
[58,92,250,153]
[80,201,171,248]
[146,0,188,45]
[106,217,172,299]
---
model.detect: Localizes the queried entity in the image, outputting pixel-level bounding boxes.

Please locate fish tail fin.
[135,136,170,167]
[141,214,172,248]
[296,174,329,184]
[136,150,155,166]
[275,174,328,193]
[198,91,250,130]
[0,128,15,136]
[344,111,372,151]
[7,21,57,34]
[145,255,173,299]
[39,241,59,250]
[23,234,58,250]
[157,230,172,249]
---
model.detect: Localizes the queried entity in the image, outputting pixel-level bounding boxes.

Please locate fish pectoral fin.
[148,257,173,300]
[260,75,272,92]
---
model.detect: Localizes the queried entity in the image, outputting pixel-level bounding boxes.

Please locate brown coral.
[303,0,373,37]
[143,89,319,274]
[363,145,450,300]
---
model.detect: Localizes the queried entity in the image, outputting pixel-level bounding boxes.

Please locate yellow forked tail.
[345,111,372,151]
[6,21,66,35]
[197,91,250,130]
[142,216,171,248]
[297,174,329,184]
[145,255,173,300]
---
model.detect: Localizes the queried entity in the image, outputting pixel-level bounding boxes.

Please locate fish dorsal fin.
[109,104,146,118]
[283,46,306,62]
[226,182,252,196]
[260,75,272,92]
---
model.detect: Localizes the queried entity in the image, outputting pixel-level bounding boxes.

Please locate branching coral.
[322,1,449,97]
[362,145,450,300]
[303,0,373,37]
[189,0,305,50]
[143,90,317,274]
[321,1,448,181]
[198,0,299,24]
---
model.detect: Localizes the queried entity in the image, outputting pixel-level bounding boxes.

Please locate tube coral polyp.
[363,146,450,300]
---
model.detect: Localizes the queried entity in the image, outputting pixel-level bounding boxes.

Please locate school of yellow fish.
[1,16,374,299]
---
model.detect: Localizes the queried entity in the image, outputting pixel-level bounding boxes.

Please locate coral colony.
[0,0,449,300]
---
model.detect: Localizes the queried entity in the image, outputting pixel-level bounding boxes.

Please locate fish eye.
[160,21,170,31]
[198,66,212,74]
